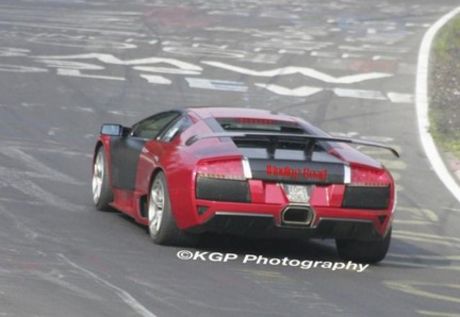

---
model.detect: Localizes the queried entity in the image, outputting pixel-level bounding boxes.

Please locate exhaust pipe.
[281,206,314,226]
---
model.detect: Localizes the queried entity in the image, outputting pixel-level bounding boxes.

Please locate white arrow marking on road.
[186,78,248,92]
[140,75,172,85]
[57,69,125,81]
[37,59,125,80]
[255,83,323,97]
[255,83,410,103]
[37,60,105,70]
[339,44,409,54]
[333,88,387,100]
[35,53,202,72]
[0,64,48,73]
[133,66,200,75]
[0,47,30,57]
[387,92,414,103]
[202,61,393,84]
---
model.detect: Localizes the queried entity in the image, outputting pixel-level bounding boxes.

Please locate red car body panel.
[94,107,396,240]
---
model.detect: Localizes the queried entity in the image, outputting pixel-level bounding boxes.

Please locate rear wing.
[185,132,400,158]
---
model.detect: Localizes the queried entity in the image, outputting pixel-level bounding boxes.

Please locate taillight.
[350,165,392,187]
[196,158,246,180]
[195,158,251,203]
[343,165,393,209]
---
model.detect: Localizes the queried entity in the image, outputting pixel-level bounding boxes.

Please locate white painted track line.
[416,6,460,204]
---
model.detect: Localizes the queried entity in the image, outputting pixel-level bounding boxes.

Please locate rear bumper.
[188,213,382,241]
[187,200,392,241]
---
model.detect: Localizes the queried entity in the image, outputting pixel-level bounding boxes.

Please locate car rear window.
[217,117,305,134]
[214,117,330,160]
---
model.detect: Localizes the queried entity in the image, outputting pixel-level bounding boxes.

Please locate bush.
[430,17,460,157]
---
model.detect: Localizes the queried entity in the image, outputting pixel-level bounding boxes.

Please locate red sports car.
[92,107,398,263]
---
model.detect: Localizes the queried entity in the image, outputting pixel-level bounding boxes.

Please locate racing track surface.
[1,0,460,316]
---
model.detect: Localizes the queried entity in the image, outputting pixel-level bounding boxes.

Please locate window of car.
[215,117,327,159]
[131,111,180,139]
[158,115,193,142]
[217,117,306,134]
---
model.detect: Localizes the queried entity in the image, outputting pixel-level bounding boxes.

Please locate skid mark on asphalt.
[30,268,102,301]
[0,144,86,211]
[385,254,460,272]
[239,269,350,316]
[2,147,83,185]
[0,204,73,246]
[393,206,438,225]
[126,277,196,316]
[22,145,92,158]
[384,281,460,304]
[128,271,285,316]
[393,231,460,249]
[418,311,460,317]
[0,168,82,211]
[0,204,39,240]
[58,254,157,317]
[0,250,155,316]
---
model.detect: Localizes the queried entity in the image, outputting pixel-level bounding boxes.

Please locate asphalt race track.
[1,1,460,316]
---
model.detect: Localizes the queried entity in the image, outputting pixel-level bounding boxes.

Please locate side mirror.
[100,124,123,136]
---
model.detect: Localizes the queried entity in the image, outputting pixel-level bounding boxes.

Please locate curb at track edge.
[415,6,460,204]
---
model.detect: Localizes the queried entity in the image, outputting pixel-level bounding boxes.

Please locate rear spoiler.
[185,132,400,158]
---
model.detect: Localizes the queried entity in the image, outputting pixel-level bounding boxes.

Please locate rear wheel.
[92,147,113,210]
[148,172,197,246]
[336,228,392,263]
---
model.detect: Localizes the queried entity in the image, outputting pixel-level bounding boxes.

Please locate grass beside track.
[430,16,460,158]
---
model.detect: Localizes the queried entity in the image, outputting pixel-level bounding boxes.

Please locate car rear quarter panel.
[168,115,260,228]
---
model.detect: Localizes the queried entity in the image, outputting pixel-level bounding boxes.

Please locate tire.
[336,228,392,264]
[147,171,197,246]
[92,147,113,210]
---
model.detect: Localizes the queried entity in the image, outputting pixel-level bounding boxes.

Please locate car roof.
[186,107,299,122]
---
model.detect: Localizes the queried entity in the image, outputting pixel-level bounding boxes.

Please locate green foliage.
[433,18,460,61]
[430,17,460,158]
